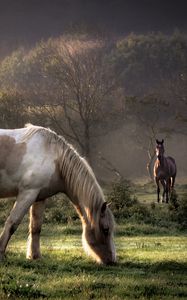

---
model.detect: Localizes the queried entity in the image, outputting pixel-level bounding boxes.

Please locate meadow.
[0,183,187,300]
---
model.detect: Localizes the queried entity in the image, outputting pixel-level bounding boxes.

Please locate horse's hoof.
[26,254,42,260]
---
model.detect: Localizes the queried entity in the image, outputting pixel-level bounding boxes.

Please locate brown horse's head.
[156,139,165,159]
[82,202,116,265]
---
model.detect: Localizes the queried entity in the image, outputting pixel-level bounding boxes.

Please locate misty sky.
[0,0,187,52]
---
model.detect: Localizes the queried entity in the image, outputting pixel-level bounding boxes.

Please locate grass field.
[0,183,187,299]
[134,183,187,204]
[0,223,187,300]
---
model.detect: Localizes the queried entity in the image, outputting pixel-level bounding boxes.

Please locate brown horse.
[0,124,116,264]
[154,139,177,203]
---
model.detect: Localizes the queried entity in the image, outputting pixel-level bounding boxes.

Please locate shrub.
[107,180,136,219]
[128,203,152,223]
[44,195,78,224]
[176,194,187,229]
[107,180,151,223]
[169,189,180,210]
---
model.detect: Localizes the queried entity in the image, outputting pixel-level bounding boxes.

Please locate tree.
[0,36,122,162]
[112,31,187,97]
[125,95,174,180]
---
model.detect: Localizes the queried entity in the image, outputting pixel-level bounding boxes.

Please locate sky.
[0,0,187,56]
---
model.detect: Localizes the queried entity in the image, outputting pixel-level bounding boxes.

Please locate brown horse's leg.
[165,180,169,203]
[0,189,39,260]
[156,178,160,203]
[27,200,46,260]
[171,176,176,189]
[167,178,172,202]
[160,179,166,203]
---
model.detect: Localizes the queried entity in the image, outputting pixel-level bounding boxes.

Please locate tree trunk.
[84,124,91,163]
[147,150,156,181]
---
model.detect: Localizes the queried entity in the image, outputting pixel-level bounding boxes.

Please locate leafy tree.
[111,31,187,178]
[112,31,187,96]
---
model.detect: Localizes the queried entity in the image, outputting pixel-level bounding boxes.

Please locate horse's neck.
[158,155,166,167]
[65,176,102,227]
[59,142,103,227]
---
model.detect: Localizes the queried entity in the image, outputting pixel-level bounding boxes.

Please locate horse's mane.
[23,124,111,228]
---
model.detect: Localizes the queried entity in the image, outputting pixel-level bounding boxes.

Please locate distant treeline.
[0,31,186,171]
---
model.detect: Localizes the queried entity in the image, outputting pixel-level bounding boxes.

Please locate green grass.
[0,223,187,300]
[0,183,187,299]
[134,183,187,205]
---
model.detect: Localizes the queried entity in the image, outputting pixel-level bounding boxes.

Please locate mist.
[0,1,187,183]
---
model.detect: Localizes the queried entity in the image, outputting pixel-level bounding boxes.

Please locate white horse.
[0,124,116,265]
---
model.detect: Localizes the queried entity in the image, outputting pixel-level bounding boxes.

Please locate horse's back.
[0,126,58,198]
[0,128,28,142]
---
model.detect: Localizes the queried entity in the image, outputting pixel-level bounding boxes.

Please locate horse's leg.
[160,180,166,203]
[0,189,39,260]
[171,175,176,189]
[27,200,46,260]
[167,178,172,202]
[165,180,169,203]
[156,178,160,203]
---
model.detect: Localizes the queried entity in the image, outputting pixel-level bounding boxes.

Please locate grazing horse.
[154,139,177,203]
[0,124,116,264]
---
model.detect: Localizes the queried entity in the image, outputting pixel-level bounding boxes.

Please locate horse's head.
[82,202,116,265]
[156,139,165,159]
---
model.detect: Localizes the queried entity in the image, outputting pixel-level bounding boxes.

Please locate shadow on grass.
[3,251,187,275]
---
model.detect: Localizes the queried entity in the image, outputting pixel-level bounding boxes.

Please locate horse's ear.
[101,202,107,215]
[161,139,164,144]
[156,139,159,144]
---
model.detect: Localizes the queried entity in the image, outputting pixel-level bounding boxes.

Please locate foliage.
[169,192,187,230]
[107,180,152,223]
[0,36,121,159]
[112,31,187,95]
[107,180,187,230]
[44,195,79,224]
[176,194,187,229]
[0,32,186,170]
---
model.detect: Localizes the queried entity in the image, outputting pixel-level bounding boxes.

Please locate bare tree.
[26,38,121,162]
[125,95,173,180]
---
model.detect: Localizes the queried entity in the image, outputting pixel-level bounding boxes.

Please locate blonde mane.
[23,124,108,227]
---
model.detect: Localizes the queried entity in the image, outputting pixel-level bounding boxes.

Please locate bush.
[175,194,187,229]
[128,203,152,223]
[107,180,151,223]
[107,180,135,219]
[169,189,180,210]
[44,195,79,224]
[167,191,187,229]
